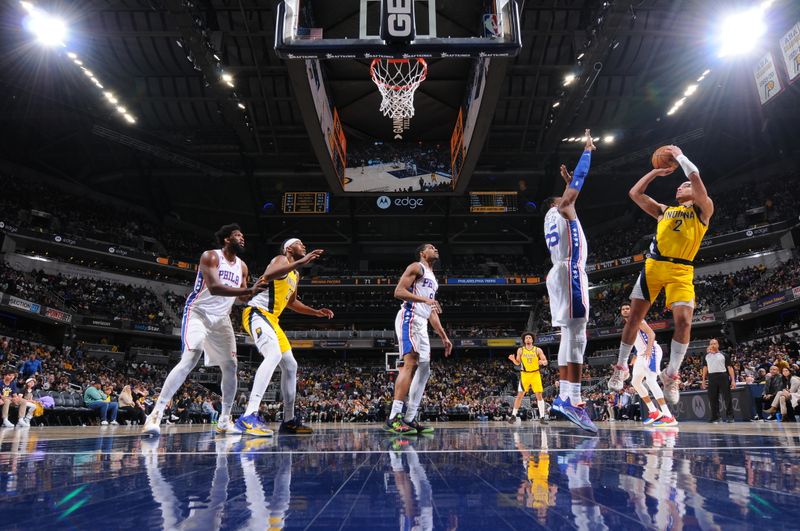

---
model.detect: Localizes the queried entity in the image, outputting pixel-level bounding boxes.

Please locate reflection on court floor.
[1,422,799,529]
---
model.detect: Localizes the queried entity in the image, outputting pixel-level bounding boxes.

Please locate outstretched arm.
[665,146,714,223]
[262,250,324,282]
[558,131,596,220]
[628,168,674,220]
[286,291,334,318]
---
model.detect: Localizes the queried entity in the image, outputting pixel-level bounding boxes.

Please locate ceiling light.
[237,102,246,109]
[116,106,126,114]
[568,137,576,142]
[576,53,585,60]
[696,75,705,82]
[684,85,698,96]
[123,114,136,124]
[592,137,599,142]
[24,6,67,47]
[73,59,82,65]
[562,138,568,141]
[563,74,576,86]
[221,72,233,82]
[718,9,765,57]
[83,69,93,77]
[702,69,711,76]
[66,52,76,59]
[552,101,560,108]
[225,81,234,87]
[604,135,614,143]
[667,108,677,116]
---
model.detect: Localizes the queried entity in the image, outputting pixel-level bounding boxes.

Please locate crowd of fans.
[347,142,451,176]
[0,263,173,328]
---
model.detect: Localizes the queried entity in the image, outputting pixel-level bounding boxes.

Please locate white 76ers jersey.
[400,262,438,319]
[544,207,587,267]
[184,250,243,316]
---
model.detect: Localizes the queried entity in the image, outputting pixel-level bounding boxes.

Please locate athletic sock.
[667,340,689,375]
[537,400,546,419]
[559,380,569,401]
[644,400,657,413]
[568,382,582,405]
[512,408,518,416]
[617,343,633,367]
[659,402,673,417]
[390,400,404,418]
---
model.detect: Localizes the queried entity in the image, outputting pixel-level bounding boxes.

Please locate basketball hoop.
[370,58,428,120]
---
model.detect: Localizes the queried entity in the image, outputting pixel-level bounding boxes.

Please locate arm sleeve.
[568,150,593,192]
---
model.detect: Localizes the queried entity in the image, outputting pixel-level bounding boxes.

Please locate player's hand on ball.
[652,167,676,177]
[664,145,683,158]
[317,308,334,319]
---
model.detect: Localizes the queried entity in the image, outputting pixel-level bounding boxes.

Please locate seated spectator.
[761,366,786,419]
[202,397,219,424]
[83,380,119,425]
[765,367,800,421]
[118,385,146,425]
[1,368,29,428]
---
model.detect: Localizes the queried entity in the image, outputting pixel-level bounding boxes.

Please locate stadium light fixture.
[21,2,67,47]
[563,74,576,86]
[123,114,136,123]
[237,102,246,109]
[552,101,560,108]
[684,85,697,96]
[718,8,766,57]
[604,135,614,143]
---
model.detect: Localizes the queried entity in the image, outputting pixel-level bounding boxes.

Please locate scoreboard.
[469,191,518,213]
[282,192,330,214]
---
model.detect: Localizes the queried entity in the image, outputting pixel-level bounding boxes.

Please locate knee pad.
[281,350,298,374]
[565,319,587,364]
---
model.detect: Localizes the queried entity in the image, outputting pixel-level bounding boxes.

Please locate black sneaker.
[405,419,434,434]
[384,415,417,435]
[539,417,549,425]
[279,418,313,435]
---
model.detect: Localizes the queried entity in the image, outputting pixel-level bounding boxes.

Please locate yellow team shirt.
[526,453,551,509]
[651,205,709,263]
[247,270,299,319]
[520,346,542,372]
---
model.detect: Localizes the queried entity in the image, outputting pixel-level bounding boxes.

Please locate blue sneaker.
[234,413,274,437]
[559,398,599,434]
[551,396,566,416]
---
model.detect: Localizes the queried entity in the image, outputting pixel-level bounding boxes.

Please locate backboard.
[275,0,521,59]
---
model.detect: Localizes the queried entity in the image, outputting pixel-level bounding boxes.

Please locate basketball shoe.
[558,397,598,434]
[142,410,163,437]
[642,411,663,426]
[653,416,678,427]
[384,414,417,435]
[279,418,313,435]
[607,364,630,392]
[232,413,271,437]
[404,418,434,434]
[217,414,244,435]
[659,371,681,403]
[508,415,521,426]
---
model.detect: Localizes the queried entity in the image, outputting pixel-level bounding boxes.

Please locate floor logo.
[377,196,391,209]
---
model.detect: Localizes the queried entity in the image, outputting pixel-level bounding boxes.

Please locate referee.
[701,339,735,423]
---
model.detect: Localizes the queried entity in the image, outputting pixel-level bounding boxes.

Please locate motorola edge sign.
[376,196,424,211]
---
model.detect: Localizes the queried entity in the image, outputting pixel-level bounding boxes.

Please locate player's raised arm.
[665,146,714,223]
[199,251,263,298]
[558,130,596,218]
[628,167,674,220]
[262,250,324,282]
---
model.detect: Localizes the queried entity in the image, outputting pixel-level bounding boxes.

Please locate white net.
[369,58,428,120]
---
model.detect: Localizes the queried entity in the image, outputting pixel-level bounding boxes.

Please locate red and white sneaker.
[643,411,664,426]
[653,416,678,427]
[659,371,681,403]
[607,365,630,392]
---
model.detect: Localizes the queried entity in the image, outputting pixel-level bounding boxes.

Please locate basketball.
[651,146,678,170]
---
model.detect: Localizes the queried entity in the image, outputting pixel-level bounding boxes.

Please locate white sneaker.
[110,420,119,426]
[2,419,14,428]
[101,420,109,426]
[660,370,681,403]
[142,411,163,437]
[608,364,630,392]
[17,418,30,428]
[216,415,242,435]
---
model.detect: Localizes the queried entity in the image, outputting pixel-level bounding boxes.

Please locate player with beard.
[385,243,452,435]
[143,224,263,436]
[236,238,333,436]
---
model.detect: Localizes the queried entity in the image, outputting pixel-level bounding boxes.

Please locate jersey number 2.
[672,219,683,232]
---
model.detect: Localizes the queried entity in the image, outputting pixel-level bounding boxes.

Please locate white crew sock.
[390,400,405,418]
[617,342,633,367]
[537,400,546,419]
[559,380,569,401]
[667,340,689,375]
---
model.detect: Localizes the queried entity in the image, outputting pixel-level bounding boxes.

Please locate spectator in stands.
[1,368,28,428]
[83,380,119,426]
[118,385,146,425]
[761,366,786,419]
[765,367,800,421]
[20,353,42,379]
[202,396,219,424]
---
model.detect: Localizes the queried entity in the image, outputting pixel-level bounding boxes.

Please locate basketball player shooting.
[386,243,453,435]
[143,224,265,437]
[544,130,597,434]
[608,146,713,405]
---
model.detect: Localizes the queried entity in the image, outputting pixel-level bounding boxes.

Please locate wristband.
[568,150,592,192]
[675,154,698,177]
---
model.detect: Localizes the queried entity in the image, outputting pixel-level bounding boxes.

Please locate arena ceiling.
[1,0,798,238]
